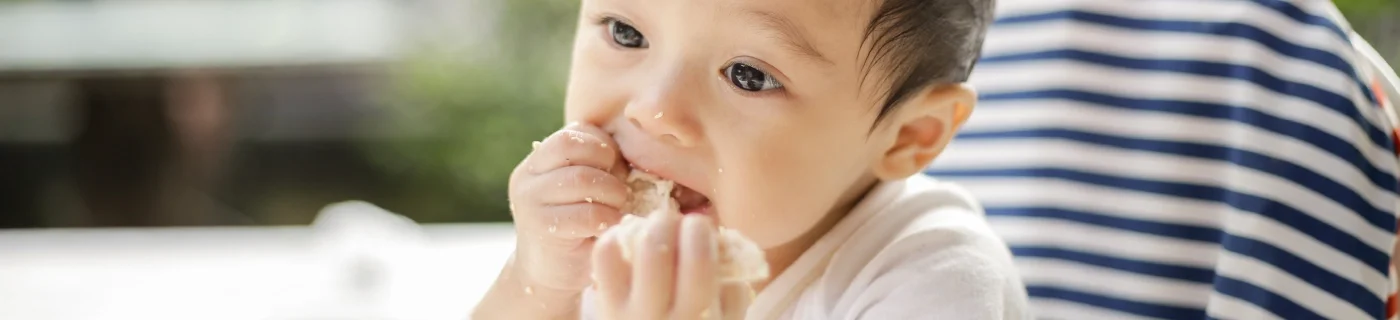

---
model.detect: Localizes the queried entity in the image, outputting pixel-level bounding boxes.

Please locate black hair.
[861,0,995,122]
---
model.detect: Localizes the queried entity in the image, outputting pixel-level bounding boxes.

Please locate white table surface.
[0,201,517,320]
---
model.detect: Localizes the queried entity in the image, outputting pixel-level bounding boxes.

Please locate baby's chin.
[739,200,852,250]
[712,211,790,249]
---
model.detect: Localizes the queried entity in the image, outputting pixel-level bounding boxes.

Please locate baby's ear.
[871,83,975,180]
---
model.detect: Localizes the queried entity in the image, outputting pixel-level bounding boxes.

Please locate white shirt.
[745,175,1028,320]
[580,176,1028,319]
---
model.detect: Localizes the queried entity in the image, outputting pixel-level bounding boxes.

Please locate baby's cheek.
[718,173,828,248]
[719,131,845,247]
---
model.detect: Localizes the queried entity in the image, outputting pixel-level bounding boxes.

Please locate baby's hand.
[508,123,630,294]
[592,214,753,320]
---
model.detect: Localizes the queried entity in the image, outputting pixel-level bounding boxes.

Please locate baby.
[473,0,1027,318]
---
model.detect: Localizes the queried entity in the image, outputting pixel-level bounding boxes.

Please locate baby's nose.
[623,73,704,147]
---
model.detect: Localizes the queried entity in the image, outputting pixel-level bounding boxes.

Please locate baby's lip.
[620,155,713,199]
[680,200,715,217]
[626,163,714,212]
[614,131,715,207]
[627,162,700,190]
[672,183,712,213]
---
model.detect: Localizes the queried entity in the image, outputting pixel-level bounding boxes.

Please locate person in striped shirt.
[1354,32,1400,320]
[926,0,1399,319]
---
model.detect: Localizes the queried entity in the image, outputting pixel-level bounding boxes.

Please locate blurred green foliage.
[1336,0,1399,69]
[1336,0,1395,21]
[371,0,1398,223]
[367,0,578,222]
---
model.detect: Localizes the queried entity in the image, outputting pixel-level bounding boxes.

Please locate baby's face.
[565,0,892,248]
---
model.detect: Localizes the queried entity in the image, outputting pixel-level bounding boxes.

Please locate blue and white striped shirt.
[926,0,1399,319]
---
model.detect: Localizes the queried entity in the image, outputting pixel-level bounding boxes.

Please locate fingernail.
[531,141,541,149]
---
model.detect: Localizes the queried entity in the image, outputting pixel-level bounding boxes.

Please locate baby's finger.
[719,283,755,320]
[610,152,630,182]
[672,215,719,319]
[630,212,681,317]
[520,125,620,176]
[530,203,624,239]
[592,232,632,308]
[567,123,628,181]
[563,123,629,182]
[526,166,629,209]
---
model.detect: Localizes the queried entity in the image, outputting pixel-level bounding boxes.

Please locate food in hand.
[608,170,769,283]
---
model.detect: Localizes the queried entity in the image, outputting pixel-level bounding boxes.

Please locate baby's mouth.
[672,183,713,215]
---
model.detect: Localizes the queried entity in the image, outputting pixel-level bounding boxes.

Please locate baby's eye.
[725,63,783,92]
[608,19,648,48]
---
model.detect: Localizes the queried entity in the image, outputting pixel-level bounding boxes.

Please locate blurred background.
[0,0,1394,228]
[0,1,1394,319]
[0,0,577,228]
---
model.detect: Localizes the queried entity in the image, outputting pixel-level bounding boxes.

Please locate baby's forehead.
[719,0,876,60]
[736,0,869,28]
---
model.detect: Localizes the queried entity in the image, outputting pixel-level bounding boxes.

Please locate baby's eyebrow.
[744,9,834,66]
